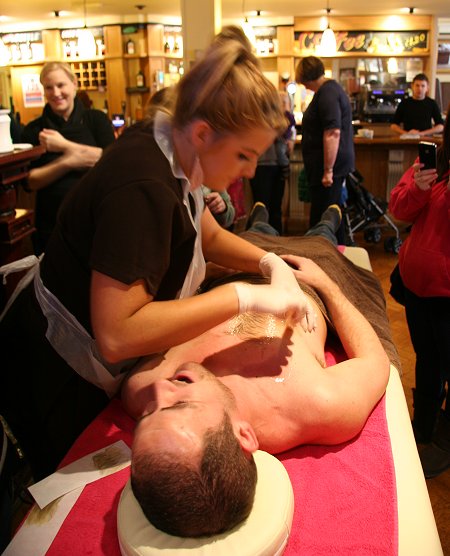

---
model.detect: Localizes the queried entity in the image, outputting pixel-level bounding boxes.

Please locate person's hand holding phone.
[414,142,438,191]
[413,162,438,191]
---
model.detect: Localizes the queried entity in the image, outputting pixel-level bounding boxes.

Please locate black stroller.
[342,169,403,254]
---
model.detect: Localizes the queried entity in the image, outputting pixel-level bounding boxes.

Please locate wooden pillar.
[180,0,222,70]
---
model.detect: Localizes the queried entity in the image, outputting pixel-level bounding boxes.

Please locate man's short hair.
[412,73,429,83]
[295,56,325,85]
[131,412,257,537]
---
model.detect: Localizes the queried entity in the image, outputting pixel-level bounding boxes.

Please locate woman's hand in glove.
[233,252,316,332]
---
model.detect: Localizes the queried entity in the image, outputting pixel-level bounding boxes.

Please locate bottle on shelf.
[126,38,135,55]
[136,70,145,88]
[64,41,72,58]
[164,37,170,53]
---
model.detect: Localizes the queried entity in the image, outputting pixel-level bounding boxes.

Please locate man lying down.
[121,232,400,540]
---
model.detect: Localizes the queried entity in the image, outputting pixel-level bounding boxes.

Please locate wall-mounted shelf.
[126,86,150,94]
[70,60,106,90]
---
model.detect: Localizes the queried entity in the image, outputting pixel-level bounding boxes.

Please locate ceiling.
[1,0,450,33]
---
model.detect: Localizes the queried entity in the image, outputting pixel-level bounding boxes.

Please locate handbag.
[389,262,406,306]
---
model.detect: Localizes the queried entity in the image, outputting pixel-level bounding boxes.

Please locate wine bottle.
[126,38,135,55]
[136,70,145,88]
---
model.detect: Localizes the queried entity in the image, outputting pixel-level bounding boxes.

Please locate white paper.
[2,487,83,556]
[28,439,131,509]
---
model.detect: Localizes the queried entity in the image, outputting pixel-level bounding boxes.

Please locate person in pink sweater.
[389,105,450,478]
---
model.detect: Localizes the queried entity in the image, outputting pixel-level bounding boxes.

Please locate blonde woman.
[1,39,314,480]
[22,61,115,253]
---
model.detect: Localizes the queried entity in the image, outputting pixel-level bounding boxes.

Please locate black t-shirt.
[41,121,197,334]
[392,97,443,131]
[21,98,115,234]
[301,80,355,177]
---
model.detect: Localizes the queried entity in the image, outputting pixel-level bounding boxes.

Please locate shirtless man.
[122,250,390,538]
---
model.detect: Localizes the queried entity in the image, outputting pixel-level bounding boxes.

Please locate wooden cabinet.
[70,60,106,90]
[0,146,44,307]
[8,23,297,126]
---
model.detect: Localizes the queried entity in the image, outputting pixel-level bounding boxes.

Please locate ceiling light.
[0,37,10,67]
[320,5,337,57]
[241,0,256,47]
[78,0,97,59]
[387,57,398,74]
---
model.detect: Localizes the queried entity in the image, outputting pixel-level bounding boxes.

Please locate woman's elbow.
[95,329,129,364]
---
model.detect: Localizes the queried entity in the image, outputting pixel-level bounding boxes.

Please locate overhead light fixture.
[77,0,97,59]
[319,3,337,57]
[387,57,398,74]
[0,37,9,67]
[241,0,256,47]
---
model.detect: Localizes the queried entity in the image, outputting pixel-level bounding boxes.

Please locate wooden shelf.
[70,60,107,90]
[126,86,150,94]
[123,53,148,59]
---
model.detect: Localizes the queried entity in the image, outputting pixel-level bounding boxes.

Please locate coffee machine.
[360,85,408,123]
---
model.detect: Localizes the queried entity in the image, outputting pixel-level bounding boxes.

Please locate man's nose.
[151,378,182,405]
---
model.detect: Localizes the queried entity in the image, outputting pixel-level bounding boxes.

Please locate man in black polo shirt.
[390,73,444,136]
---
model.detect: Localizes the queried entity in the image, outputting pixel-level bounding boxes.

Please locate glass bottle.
[126,38,135,55]
[136,70,145,88]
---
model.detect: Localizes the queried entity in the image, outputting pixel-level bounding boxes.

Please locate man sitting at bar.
[390,73,444,137]
[122,220,398,538]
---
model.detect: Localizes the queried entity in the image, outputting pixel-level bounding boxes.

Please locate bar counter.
[285,129,442,233]
[293,129,442,201]
[353,133,442,201]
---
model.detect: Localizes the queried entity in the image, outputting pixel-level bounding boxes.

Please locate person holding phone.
[388,104,450,478]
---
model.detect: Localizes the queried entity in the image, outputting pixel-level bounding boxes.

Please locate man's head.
[130,363,258,537]
[295,56,325,89]
[411,73,429,100]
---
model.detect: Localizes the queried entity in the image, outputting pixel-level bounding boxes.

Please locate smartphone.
[111,114,125,128]
[418,141,437,170]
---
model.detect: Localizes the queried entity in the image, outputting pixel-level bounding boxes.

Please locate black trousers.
[306,165,346,244]
[250,165,285,235]
[0,284,109,480]
[404,287,450,416]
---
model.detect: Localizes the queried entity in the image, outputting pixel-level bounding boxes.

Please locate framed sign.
[294,30,429,56]
[22,74,44,108]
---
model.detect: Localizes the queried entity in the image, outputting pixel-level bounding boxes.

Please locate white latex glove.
[234,252,316,332]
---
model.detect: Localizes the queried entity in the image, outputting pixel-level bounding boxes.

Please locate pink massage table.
[4,247,443,556]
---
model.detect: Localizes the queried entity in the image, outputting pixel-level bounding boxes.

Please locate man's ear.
[190,120,214,150]
[235,421,259,454]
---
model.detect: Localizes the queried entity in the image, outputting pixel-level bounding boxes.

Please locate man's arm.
[322,128,340,186]
[390,123,405,134]
[282,255,390,444]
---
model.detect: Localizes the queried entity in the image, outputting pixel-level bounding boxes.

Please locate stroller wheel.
[364,228,381,243]
[384,236,402,254]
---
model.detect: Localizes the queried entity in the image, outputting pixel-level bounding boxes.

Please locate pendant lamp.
[241,0,256,47]
[78,0,97,59]
[320,5,337,56]
[0,37,9,67]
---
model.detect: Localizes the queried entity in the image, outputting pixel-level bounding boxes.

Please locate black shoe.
[420,412,450,478]
[318,204,342,233]
[245,202,269,230]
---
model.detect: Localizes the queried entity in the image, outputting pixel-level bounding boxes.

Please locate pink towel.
[42,349,397,555]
